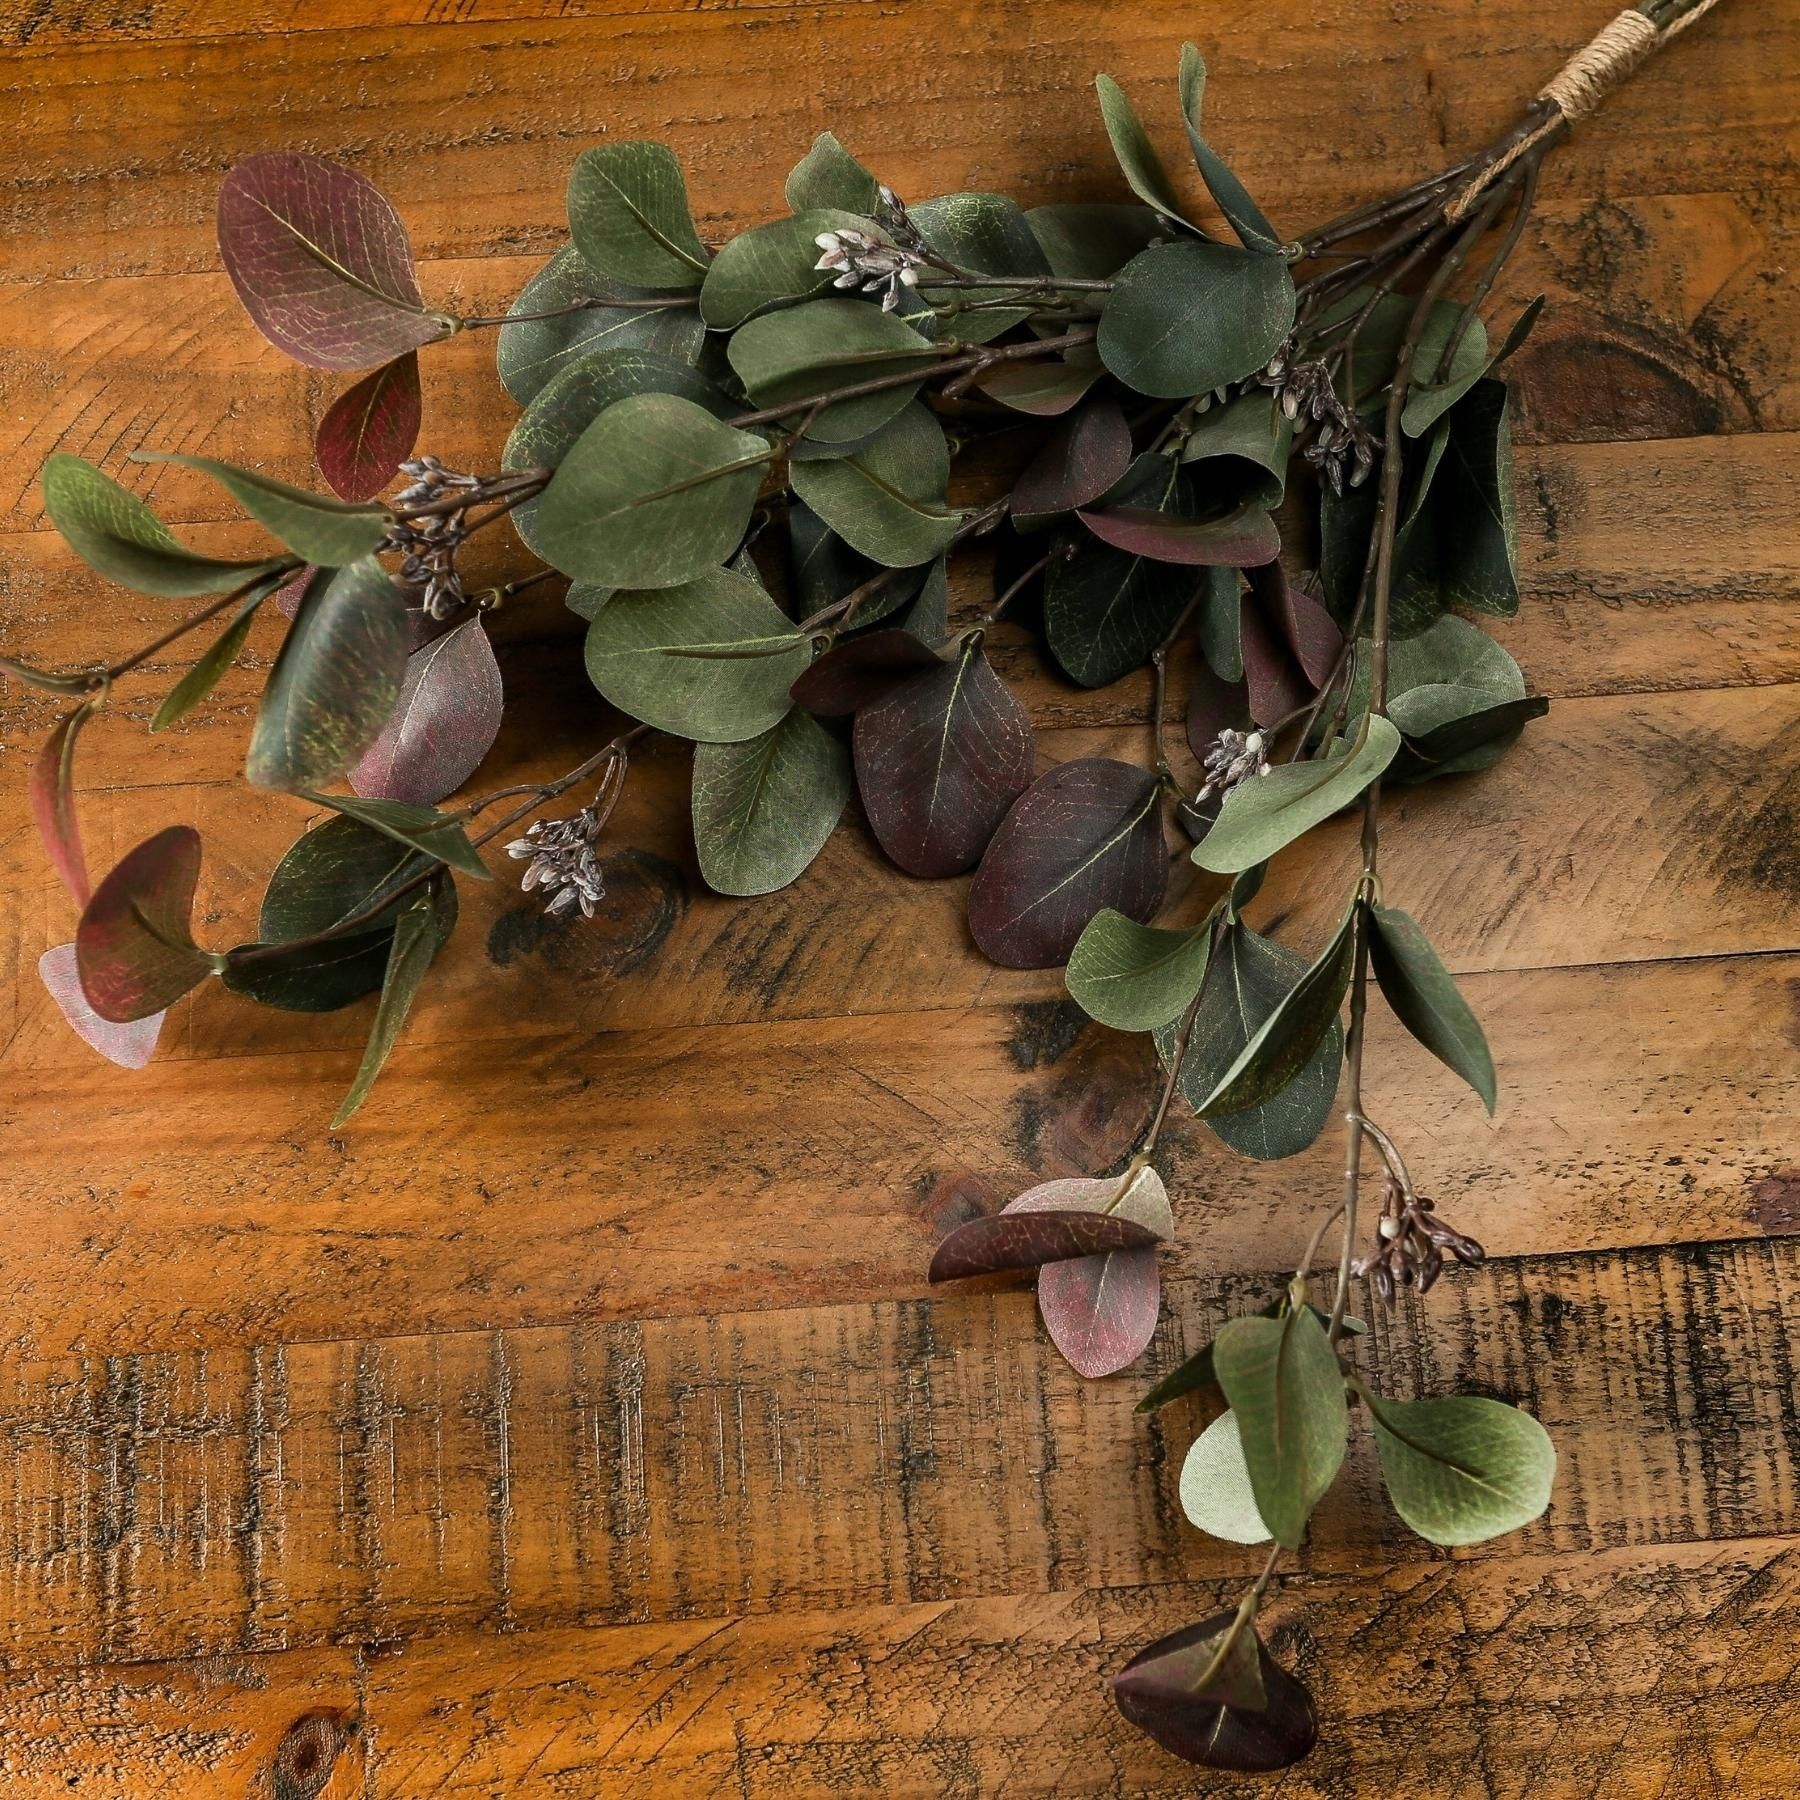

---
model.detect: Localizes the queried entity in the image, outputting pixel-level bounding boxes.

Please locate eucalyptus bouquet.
[5,0,1725,1770]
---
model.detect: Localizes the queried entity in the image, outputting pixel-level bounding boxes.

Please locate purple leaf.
[1240,592,1310,729]
[1113,1613,1318,1771]
[76,826,217,1023]
[218,152,447,370]
[968,758,1167,968]
[928,1210,1163,1283]
[1009,1169,1172,1379]
[853,638,1034,877]
[1012,396,1133,519]
[975,352,1106,416]
[789,629,943,716]
[38,943,164,1070]
[30,700,98,905]
[1078,503,1278,567]
[1253,562,1342,688]
[316,352,422,500]
[349,617,503,805]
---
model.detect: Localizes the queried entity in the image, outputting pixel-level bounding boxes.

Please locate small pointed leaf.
[315,353,422,501]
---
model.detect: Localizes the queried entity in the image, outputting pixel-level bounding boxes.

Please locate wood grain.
[0,1237,1794,1670]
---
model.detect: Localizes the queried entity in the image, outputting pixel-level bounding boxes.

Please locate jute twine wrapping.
[1444,0,1725,220]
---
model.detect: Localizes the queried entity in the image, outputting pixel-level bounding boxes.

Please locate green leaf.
[1193,904,1357,1117]
[784,133,881,214]
[41,454,285,598]
[496,244,704,406]
[692,708,851,896]
[1367,903,1496,1112]
[1099,240,1296,400]
[584,565,811,743]
[1180,1410,1273,1544]
[789,402,963,567]
[1400,296,1541,438]
[727,297,939,442]
[532,392,772,590]
[130,453,387,566]
[1093,74,1193,224]
[1138,1304,1363,1413]
[1179,391,1293,508]
[909,191,1051,343]
[303,790,491,881]
[1066,910,1211,1032]
[331,878,455,1127]
[150,575,283,731]
[701,208,882,329]
[1154,921,1343,1161]
[1026,203,1163,280]
[1366,1391,1555,1546]
[1177,44,1282,254]
[246,559,410,792]
[1193,714,1400,874]
[567,141,710,289]
[502,347,733,559]
[1317,288,1489,418]
[1212,1305,1349,1548]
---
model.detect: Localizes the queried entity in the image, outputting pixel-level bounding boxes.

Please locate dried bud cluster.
[1258,353,1377,495]
[814,227,926,313]
[505,808,605,918]
[1354,1181,1486,1304]
[1195,727,1270,803]
[384,456,496,620]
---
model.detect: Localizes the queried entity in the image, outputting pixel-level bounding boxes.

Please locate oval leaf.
[316,353,422,501]
[533,393,772,590]
[218,151,445,369]
[76,826,217,1023]
[701,208,883,329]
[585,567,811,743]
[853,638,1034,877]
[928,1209,1163,1283]
[1192,713,1402,874]
[1180,1410,1273,1544]
[350,617,504,805]
[304,790,490,881]
[1044,533,1209,689]
[791,402,965,567]
[1212,1305,1349,1548]
[788,629,943,716]
[1367,903,1497,1112]
[1098,240,1295,400]
[692,708,852,897]
[1012,395,1133,521]
[1114,1614,1318,1771]
[968,758,1167,969]
[567,141,710,289]
[133,452,388,567]
[246,558,410,792]
[41,454,285,598]
[1079,501,1278,568]
[785,133,880,214]
[1066,910,1211,1033]
[39,942,165,1069]
[1368,1391,1556,1546]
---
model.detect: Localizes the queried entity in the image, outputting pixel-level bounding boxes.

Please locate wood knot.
[273,1710,349,1800]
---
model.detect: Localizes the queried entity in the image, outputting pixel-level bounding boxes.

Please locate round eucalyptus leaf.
[701,209,879,328]
[1180,1410,1273,1544]
[1368,1391,1556,1546]
[790,403,963,567]
[784,133,880,214]
[566,141,709,289]
[532,393,772,590]
[584,566,812,743]
[1066,909,1211,1033]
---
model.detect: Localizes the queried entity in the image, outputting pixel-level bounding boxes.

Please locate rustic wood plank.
[4,179,1794,539]
[0,1238,1794,1668]
[2,1,1790,285]
[10,1534,1798,1795]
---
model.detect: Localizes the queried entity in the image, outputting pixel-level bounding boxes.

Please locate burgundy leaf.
[76,825,217,1023]
[349,617,503,805]
[1009,1169,1172,1379]
[1240,592,1311,728]
[1186,660,1252,760]
[1112,1609,1266,1711]
[968,758,1167,968]
[789,629,943,716]
[38,943,164,1070]
[928,1210,1163,1283]
[274,565,317,618]
[1078,503,1278,567]
[1114,1613,1318,1771]
[975,353,1106,416]
[853,639,1034,877]
[30,700,97,905]
[1253,562,1342,688]
[218,152,446,370]
[316,352,423,500]
[1012,395,1133,519]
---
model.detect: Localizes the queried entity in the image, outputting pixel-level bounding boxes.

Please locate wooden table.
[1,1,1796,1793]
